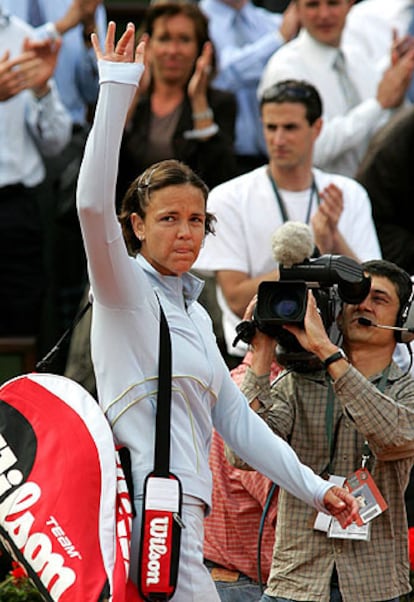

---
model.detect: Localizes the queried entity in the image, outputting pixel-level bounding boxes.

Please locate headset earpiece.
[395,280,414,343]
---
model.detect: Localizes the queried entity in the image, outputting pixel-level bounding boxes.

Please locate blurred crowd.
[2,0,414,600]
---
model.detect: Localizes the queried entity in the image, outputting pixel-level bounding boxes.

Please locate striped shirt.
[238,362,414,602]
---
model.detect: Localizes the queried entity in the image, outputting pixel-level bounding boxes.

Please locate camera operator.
[230,258,414,602]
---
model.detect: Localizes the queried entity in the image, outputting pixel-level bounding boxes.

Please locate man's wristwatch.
[322,348,348,369]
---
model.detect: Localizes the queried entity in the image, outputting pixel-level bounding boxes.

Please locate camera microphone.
[357,317,414,333]
[271,221,315,268]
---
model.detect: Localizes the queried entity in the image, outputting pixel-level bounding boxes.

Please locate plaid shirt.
[239,361,414,602]
[204,353,281,582]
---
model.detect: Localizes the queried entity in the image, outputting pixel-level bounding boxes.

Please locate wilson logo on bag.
[0,373,142,602]
[138,474,182,601]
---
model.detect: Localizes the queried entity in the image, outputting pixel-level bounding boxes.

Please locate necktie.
[28,0,44,27]
[333,50,360,110]
[233,11,249,47]
[406,5,414,102]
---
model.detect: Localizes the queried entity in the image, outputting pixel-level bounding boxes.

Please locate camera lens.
[272,298,301,320]
[256,281,308,325]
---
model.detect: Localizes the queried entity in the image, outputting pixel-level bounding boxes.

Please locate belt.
[204,559,243,583]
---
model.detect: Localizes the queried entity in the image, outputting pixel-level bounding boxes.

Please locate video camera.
[234,254,371,372]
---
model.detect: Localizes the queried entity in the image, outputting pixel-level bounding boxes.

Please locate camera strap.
[267,168,319,224]
[138,301,183,602]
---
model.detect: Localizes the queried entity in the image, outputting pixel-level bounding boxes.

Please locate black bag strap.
[35,300,92,372]
[154,302,172,477]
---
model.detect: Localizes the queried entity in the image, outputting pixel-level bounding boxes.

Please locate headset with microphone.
[357,316,414,341]
[357,275,414,344]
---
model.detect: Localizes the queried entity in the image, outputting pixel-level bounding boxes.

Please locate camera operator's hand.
[283,290,337,358]
[284,291,350,379]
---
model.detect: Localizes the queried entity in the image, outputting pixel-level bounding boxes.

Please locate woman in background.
[116,1,238,204]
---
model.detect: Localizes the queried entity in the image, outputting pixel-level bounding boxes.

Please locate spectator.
[200,0,300,174]
[258,0,414,177]
[231,259,414,602]
[117,0,238,202]
[356,106,414,275]
[344,0,414,88]
[0,7,71,341]
[194,79,381,363]
[2,0,107,364]
[76,22,358,600]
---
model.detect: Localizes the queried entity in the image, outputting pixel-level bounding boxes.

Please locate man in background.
[200,0,300,174]
[258,0,414,177]
[194,80,381,364]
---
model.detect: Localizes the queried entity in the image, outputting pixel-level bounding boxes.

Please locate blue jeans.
[260,593,400,602]
[215,573,263,602]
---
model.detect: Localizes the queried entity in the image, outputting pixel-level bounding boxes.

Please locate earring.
[138,234,145,242]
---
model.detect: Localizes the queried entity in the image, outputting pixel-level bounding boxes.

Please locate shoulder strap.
[153,303,172,477]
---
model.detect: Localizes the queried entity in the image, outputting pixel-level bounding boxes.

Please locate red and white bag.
[0,372,141,601]
[138,473,182,601]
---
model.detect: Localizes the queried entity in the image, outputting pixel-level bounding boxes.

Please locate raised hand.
[91,21,145,65]
[311,183,343,254]
[187,41,213,103]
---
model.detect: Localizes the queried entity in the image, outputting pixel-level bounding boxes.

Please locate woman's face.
[149,14,200,86]
[131,184,206,277]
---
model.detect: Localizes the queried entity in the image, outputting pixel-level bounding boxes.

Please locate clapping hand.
[0,37,62,101]
[311,183,343,254]
[188,41,213,102]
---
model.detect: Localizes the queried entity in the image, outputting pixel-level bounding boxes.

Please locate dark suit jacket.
[117,87,238,204]
[356,107,414,274]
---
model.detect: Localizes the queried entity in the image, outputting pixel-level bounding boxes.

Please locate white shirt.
[194,165,382,355]
[258,29,394,177]
[0,14,71,186]
[344,0,414,67]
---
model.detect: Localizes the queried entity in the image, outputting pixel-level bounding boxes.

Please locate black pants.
[0,184,45,337]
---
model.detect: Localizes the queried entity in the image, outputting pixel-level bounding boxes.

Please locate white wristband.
[183,123,219,140]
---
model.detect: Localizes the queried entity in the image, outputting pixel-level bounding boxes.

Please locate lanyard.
[325,364,391,475]
[267,168,319,225]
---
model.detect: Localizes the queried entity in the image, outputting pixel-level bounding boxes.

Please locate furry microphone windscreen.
[271,221,315,268]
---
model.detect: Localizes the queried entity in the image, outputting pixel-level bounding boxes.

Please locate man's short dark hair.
[260,80,323,125]
[361,259,413,315]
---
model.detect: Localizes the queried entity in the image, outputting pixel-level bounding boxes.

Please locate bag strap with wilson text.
[138,301,183,602]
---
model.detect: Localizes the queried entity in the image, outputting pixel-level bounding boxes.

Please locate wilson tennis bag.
[0,372,142,602]
[138,305,184,601]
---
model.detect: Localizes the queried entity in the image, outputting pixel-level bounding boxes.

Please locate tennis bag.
[0,372,141,602]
